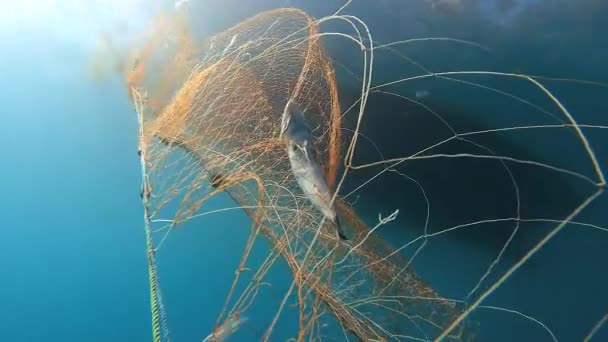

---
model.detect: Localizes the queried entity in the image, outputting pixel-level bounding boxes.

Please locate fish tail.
[334,215,349,241]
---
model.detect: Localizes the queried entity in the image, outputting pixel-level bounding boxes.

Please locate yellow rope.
[146,227,162,342]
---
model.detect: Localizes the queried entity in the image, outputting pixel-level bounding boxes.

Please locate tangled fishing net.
[123,3,607,342]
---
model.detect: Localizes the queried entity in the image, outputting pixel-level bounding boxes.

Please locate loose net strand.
[122,2,607,341]
[338,30,607,341]
[334,20,607,341]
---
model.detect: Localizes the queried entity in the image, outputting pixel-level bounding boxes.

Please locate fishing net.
[125,7,470,342]
[123,3,607,342]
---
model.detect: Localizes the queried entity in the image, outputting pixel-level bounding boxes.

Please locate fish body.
[415,89,430,98]
[281,101,348,240]
[210,173,227,189]
[203,312,248,342]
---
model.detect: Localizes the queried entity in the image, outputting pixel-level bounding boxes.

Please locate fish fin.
[299,141,310,162]
[335,215,349,241]
[280,100,296,138]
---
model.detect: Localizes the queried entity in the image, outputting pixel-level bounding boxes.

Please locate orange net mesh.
[126,7,469,341]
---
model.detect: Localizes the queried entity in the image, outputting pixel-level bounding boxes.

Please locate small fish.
[415,89,430,98]
[280,100,348,241]
[202,311,248,342]
[210,173,227,189]
[158,137,171,146]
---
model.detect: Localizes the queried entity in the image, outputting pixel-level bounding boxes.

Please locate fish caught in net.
[121,2,608,341]
[125,6,471,342]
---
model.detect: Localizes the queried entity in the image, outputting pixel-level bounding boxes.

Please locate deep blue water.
[1,0,607,341]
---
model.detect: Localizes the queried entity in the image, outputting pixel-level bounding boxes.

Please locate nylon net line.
[125,7,470,342]
[122,4,608,342]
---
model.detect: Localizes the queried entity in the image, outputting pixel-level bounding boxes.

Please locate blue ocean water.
[1,0,606,341]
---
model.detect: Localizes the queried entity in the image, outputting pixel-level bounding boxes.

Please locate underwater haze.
[1,0,607,341]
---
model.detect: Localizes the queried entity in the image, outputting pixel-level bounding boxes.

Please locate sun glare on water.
[0,0,153,42]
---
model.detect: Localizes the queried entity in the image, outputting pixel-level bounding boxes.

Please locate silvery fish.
[202,311,248,342]
[280,101,348,241]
